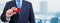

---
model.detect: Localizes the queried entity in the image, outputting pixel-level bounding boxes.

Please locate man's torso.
[6,1,31,23]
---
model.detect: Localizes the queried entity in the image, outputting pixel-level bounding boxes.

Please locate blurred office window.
[27,0,60,23]
[27,0,41,14]
[47,0,60,23]
[47,0,60,16]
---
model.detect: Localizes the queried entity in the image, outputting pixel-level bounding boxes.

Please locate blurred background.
[0,0,60,23]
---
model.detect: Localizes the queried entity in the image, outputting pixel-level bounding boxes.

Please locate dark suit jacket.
[1,0,35,23]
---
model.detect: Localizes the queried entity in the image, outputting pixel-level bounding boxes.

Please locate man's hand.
[6,7,16,18]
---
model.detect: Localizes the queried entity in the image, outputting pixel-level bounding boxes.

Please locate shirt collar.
[16,0,22,2]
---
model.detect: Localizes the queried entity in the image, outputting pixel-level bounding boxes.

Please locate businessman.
[1,0,35,23]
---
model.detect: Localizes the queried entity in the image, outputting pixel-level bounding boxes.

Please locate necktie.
[15,0,21,13]
[17,0,21,8]
[17,0,21,13]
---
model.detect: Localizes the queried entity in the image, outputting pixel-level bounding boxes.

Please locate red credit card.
[13,8,21,13]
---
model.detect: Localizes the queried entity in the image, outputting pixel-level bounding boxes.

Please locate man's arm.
[1,2,10,22]
[29,3,35,23]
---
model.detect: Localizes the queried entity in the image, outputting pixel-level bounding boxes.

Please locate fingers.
[6,9,13,18]
[11,7,17,10]
[6,7,17,18]
[6,9,17,15]
[6,7,17,14]
[6,9,13,15]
